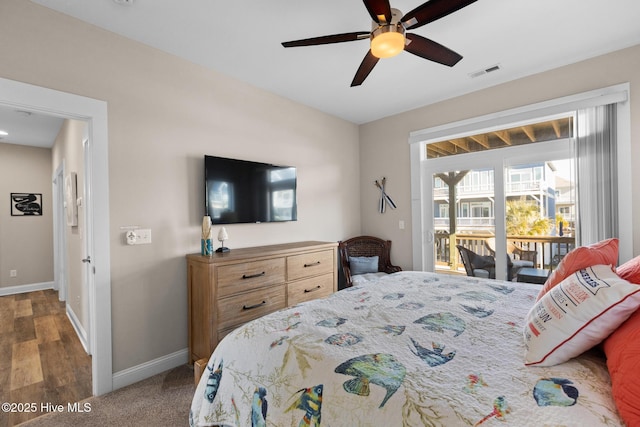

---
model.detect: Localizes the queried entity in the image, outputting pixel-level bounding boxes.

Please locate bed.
[190,271,625,426]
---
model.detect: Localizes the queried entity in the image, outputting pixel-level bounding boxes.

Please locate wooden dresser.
[186,241,337,365]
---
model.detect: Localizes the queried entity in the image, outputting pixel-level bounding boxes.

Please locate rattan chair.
[338,236,402,288]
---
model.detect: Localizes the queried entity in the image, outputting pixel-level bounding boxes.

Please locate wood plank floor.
[0,290,92,426]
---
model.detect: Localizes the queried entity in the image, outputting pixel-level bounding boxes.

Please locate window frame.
[408,84,632,271]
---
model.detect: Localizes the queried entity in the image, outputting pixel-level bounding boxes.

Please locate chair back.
[456,245,476,276]
[484,237,496,255]
[485,237,537,265]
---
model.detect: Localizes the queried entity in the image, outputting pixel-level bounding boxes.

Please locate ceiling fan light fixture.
[370,25,405,59]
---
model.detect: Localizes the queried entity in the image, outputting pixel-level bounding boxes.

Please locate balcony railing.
[435,232,575,275]
[434,218,495,228]
[433,180,547,199]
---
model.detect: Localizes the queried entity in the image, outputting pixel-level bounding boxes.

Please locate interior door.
[82,136,93,355]
[53,164,68,302]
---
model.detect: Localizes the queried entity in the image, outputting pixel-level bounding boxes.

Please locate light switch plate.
[134,228,152,244]
[125,229,152,245]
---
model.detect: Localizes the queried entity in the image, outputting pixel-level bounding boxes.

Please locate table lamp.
[216,227,230,253]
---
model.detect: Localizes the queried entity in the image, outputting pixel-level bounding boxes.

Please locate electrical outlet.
[10,270,17,277]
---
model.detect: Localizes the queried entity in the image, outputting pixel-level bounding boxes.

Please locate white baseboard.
[0,281,54,296]
[112,348,189,391]
[66,304,90,355]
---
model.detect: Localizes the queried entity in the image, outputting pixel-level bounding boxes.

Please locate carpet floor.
[17,364,195,427]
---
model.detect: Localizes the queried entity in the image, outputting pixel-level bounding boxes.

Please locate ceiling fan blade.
[282,32,370,48]
[363,0,392,24]
[401,0,478,30]
[351,50,379,87]
[404,33,462,67]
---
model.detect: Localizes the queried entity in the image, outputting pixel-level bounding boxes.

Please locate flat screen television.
[204,155,297,224]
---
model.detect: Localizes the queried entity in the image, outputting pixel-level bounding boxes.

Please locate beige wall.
[0,1,361,372]
[0,143,53,287]
[52,119,88,329]
[360,44,640,270]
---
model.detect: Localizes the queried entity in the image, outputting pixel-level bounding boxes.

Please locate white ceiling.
[18,0,640,129]
[0,105,64,148]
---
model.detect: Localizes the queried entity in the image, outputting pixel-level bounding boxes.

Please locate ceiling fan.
[282,0,478,86]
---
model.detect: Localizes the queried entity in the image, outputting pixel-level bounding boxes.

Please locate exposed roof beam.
[469,134,490,148]
[427,144,451,158]
[551,120,562,138]
[521,125,536,142]
[448,138,471,152]
[494,130,512,145]
[429,117,573,158]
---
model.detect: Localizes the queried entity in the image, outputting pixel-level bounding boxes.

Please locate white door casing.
[0,77,113,396]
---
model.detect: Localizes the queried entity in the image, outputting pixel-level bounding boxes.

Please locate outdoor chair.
[456,245,496,279]
[484,238,536,280]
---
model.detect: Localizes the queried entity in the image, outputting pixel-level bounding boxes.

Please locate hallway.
[0,289,92,426]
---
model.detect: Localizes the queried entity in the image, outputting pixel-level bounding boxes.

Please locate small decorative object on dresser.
[200,216,213,256]
[186,241,337,374]
[215,226,230,253]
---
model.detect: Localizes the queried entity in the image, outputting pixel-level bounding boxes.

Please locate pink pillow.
[617,255,640,284]
[524,264,640,366]
[537,238,619,300]
[603,308,640,426]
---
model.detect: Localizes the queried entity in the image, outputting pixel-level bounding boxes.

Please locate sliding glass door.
[433,169,496,276]
[503,158,576,275]
[424,117,574,281]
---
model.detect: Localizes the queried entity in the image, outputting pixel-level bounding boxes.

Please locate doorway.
[0,77,112,396]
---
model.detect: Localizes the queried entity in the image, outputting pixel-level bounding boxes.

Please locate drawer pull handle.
[304,285,322,293]
[243,301,267,310]
[304,261,321,267]
[242,272,266,279]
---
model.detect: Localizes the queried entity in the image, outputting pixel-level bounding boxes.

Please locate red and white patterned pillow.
[524,264,640,366]
[537,238,619,300]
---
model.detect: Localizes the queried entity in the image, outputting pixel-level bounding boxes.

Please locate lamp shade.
[217,227,228,242]
[370,24,405,59]
[371,32,404,58]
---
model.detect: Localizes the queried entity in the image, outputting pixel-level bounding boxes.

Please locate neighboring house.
[433,162,564,234]
[555,174,576,234]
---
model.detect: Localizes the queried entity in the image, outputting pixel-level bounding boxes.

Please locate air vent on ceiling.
[469,64,501,79]
[113,0,135,5]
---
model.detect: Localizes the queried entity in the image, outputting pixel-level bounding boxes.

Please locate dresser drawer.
[217,258,285,298]
[287,250,334,281]
[288,273,334,306]
[217,284,286,331]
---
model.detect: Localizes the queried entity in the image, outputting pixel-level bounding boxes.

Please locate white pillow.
[349,256,379,275]
[351,272,387,286]
[523,264,640,366]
